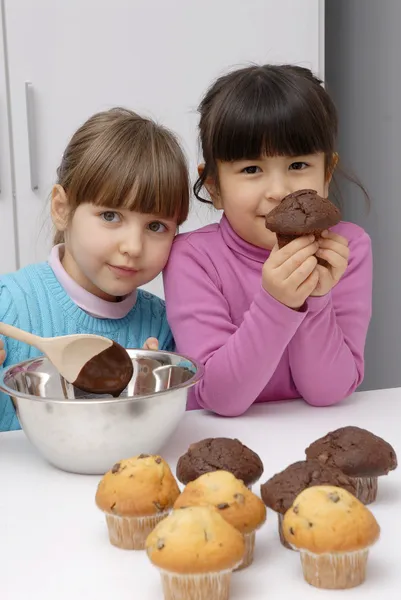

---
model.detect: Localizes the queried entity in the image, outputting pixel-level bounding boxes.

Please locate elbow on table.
[197,392,249,418]
[302,377,362,408]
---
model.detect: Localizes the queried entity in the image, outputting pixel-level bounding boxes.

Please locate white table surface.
[2,388,401,600]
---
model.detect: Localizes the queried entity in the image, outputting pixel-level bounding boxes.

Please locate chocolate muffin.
[260,459,357,549]
[176,438,264,489]
[264,189,341,267]
[305,426,398,505]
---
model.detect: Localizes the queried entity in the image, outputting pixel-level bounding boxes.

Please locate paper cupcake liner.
[234,531,255,571]
[353,476,378,505]
[277,513,296,551]
[300,549,369,589]
[158,567,236,600]
[105,512,169,550]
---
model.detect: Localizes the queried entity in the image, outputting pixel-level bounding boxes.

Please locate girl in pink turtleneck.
[163,64,372,417]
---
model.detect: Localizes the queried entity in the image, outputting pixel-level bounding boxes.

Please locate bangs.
[67,115,190,225]
[206,68,337,161]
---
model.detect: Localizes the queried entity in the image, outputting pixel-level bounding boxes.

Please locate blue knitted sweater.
[0,262,174,431]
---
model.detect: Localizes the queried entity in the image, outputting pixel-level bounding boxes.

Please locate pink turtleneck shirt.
[163,215,372,416]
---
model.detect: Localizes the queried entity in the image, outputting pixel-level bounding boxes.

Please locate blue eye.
[101,211,120,223]
[148,221,167,233]
[289,162,308,170]
[242,166,261,174]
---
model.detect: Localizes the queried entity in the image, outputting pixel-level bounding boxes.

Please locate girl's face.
[211,153,330,250]
[55,198,177,301]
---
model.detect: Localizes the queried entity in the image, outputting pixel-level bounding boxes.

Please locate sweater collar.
[219,214,271,263]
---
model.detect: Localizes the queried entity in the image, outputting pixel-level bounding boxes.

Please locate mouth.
[108,264,139,277]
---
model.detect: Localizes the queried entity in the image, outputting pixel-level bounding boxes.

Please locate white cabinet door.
[0,3,17,274]
[4,0,323,294]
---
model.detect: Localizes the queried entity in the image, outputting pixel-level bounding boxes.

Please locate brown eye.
[289,162,308,170]
[148,221,166,233]
[101,211,120,222]
[242,166,261,174]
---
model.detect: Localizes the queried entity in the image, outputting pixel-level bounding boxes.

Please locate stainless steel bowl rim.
[0,349,204,405]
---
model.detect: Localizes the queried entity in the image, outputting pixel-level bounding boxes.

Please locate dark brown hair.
[194,64,368,206]
[54,107,190,244]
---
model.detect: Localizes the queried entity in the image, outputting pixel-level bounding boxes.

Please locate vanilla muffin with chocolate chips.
[305,426,397,504]
[146,506,244,600]
[261,459,357,550]
[95,454,180,550]
[283,486,380,589]
[176,437,264,489]
[174,470,266,569]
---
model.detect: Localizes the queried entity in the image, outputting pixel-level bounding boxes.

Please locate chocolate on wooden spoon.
[0,323,133,397]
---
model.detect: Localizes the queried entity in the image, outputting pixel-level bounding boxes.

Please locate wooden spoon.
[0,323,133,397]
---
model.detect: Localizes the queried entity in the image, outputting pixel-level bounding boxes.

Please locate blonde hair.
[54,107,190,244]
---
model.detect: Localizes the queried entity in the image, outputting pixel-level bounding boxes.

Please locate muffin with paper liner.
[174,470,266,569]
[260,459,357,549]
[305,425,397,504]
[146,506,244,600]
[282,485,380,589]
[95,454,180,550]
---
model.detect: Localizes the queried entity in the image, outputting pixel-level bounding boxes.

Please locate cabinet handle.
[25,82,38,191]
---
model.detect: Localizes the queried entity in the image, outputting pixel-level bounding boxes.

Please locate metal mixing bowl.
[0,349,203,475]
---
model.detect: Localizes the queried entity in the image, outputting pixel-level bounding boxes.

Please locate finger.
[316,248,346,270]
[286,255,318,287]
[321,230,349,246]
[298,267,320,296]
[143,337,158,351]
[279,242,319,279]
[0,349,6,364]
[269,235,316,267]
[318,238,350,259]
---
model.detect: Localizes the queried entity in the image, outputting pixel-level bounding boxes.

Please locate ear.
[51,185,70,234]
[197,163,222,209]
[326,152,339,182]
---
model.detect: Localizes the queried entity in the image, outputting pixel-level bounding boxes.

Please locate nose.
[264,175,291,203]
[119,229,143,258]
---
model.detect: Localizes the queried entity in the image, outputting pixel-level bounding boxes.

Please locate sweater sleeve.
[288,230,372,406]
[0,283,22,431]
[163,238,307,417]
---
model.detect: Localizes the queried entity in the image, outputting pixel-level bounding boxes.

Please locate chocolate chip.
[157,539,165,550]
[328,492,340,503]
[234,493,245,504]
[309,522,314,528]
[289,527,295,535]
[293,505,299,514]
[155,457,162,464]
[111,463,121,474]
[204,530,209,542]
[217,503,230,510]
[138,454,150,459]
[110,502,116,511]
[154,502,163,511]
[129,474,134,478]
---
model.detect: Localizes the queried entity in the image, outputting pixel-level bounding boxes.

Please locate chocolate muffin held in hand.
[176,437,264,489]
[305,426,398,505]
[260,459,357,550]
[264,189,341,267]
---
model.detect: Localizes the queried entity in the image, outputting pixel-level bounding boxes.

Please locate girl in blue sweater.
[0,107,189,431]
